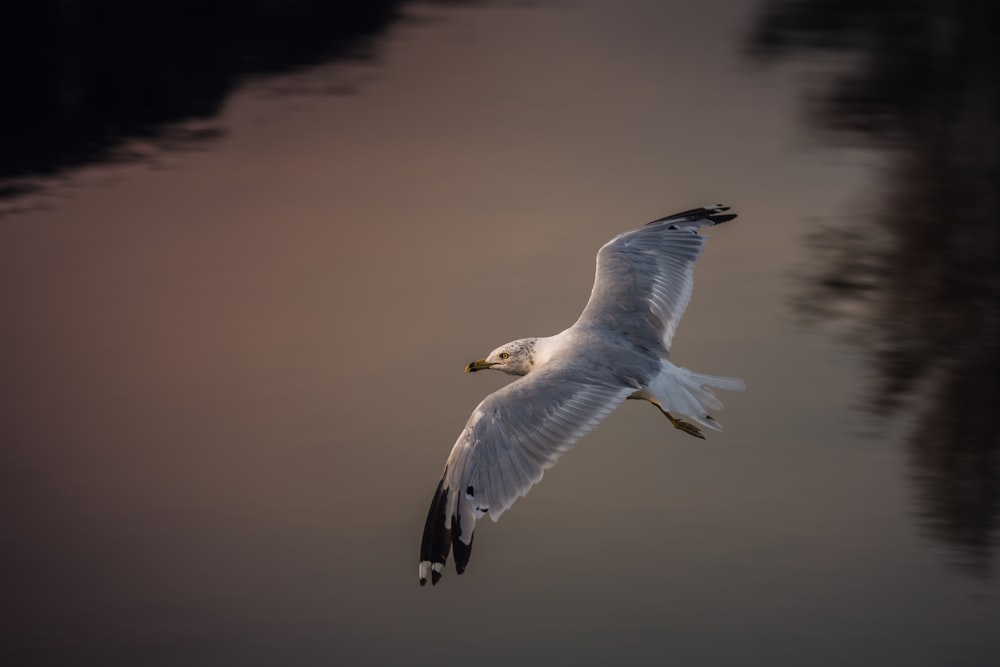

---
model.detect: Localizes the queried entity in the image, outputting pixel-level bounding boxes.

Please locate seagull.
[419,205,745,585]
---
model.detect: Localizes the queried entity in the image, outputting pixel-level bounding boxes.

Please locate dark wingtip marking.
[454,541,473,575]
[420,475,479,585]
[452,514,474,575]
[647,205,737,226]
[420,478,452,586]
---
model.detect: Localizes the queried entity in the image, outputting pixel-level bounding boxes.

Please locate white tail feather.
[647,361,745,430]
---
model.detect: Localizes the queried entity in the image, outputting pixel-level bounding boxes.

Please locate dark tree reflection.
[749,0,1000,574]
[0,0,483,211]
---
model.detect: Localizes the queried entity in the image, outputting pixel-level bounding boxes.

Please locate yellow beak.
[465,359,494,373]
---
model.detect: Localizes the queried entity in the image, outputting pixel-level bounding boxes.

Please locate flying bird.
[419,205,745,585]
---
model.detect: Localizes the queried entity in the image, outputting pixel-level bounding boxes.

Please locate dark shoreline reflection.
[0,0,483,213]
[748,0,1000,574]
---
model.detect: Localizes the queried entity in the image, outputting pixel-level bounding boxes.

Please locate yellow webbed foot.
[660,409,706,440]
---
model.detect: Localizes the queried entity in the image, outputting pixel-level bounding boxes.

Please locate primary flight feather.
[419,205,745,585]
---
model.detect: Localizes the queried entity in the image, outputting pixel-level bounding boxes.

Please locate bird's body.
[419,205,744,585]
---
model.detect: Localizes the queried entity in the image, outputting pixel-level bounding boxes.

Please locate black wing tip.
[451,515,474,575]
[419,479,452,586]
[418,560,445,586]
[419,477,478,586]
[647,204,737,226]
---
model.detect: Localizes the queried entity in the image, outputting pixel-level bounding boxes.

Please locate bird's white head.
[465,338,539,376]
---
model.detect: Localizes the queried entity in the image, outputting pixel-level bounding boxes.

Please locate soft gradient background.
[2,1,998,665]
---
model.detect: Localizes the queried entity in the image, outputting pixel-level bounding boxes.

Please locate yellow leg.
[658,407,705,440]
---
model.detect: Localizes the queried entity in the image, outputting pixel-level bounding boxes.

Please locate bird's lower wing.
[419,364,635,585]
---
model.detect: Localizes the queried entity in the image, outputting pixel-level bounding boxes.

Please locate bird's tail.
[650,361,745,431]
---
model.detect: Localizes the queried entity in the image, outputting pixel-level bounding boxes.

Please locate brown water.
[3,1,998,666]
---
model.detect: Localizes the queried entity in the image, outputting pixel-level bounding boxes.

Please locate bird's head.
[465,338,538,377]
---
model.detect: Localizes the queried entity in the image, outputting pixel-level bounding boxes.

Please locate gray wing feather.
[575,211,723,352]
[443,364,634,526]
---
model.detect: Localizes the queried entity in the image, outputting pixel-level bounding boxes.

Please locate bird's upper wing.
[574,204,736,353]
[419,362,636,585]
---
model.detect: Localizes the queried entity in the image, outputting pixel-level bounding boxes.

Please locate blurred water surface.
[748,0,1000,576]
[2,1,998,666]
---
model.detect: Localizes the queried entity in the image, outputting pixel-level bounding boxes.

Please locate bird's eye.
[500,352,510,360]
